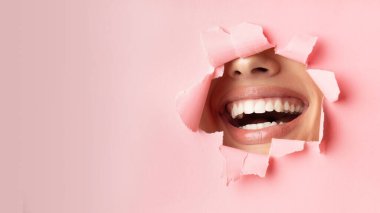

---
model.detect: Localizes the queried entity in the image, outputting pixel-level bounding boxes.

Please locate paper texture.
[276,34,317,64]
[201,27,236,68]
[178,23,340,184]
[229,23,274,58]
[307,69,340,102]
[176,71,215,131]
[201,22,273,68]
[269,139,305,158]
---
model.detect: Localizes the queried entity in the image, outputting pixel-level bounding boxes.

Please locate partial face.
[200,48,323,154]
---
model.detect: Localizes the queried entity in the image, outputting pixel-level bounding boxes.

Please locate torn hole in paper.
[176,23,340,184]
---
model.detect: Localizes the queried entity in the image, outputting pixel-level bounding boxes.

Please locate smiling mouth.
[225,97,305,130]
[219,95,308,145]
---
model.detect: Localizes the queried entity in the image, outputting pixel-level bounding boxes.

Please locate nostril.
[251,67,268,73]
[233,70,242,76]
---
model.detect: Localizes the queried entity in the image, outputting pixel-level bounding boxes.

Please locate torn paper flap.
[319,104,325,143]
[219,145,247,185]
[176,72,215,131]
[305,141,321,152]
[219,103,326,183]
[276,34,317,64]
[307,69,340,102]
[214,65,224,78]
[241,152,269,177]
[201,27,235,68]
[201,23,273,68]
[269,139,305,158]
[306,103,326,153]
[229,22,273,58]
[182,23,340,184]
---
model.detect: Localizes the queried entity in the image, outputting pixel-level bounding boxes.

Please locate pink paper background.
[2,0,379,212]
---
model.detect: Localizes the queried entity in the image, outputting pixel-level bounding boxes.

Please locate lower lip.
[220,110,305,145]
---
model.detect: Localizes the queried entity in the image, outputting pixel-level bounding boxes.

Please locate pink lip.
[218,86,308,145]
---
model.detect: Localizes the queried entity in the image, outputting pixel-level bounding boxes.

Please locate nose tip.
[226,52,280,79]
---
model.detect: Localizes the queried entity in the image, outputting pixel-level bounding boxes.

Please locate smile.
[218,87,309,145]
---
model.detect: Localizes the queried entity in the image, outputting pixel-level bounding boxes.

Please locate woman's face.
[200,48,323,154]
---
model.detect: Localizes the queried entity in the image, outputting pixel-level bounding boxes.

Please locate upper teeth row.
[228,98,304,119]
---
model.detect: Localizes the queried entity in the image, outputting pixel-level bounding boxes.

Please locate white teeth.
[243,100,255,114]
[242,124,257,130]
[231,103,239,119]
[257,123,264,129]
[262,122,271,128]
[265,100,274,112]
[229,97,304,119]
[231,102,244,119]
[284,101,290,112]
[254,100,266,113]
[274,99,283,112]
[241,121,278,130]
[290,104,295,113]
[295,105,301,112]
[237,103,244,116]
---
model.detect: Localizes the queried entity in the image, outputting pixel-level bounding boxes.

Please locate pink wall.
[2,0,380,212]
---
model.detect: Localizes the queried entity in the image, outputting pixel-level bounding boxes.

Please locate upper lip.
[217,86,308,114]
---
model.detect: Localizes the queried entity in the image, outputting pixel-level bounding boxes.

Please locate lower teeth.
[240,121,284,130]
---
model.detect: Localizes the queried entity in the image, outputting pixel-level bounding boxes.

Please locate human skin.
[200,48,323,154]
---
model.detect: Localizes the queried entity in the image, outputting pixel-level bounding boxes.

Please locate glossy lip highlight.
[217,86,309,145]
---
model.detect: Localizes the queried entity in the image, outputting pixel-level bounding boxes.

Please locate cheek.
[291,74,323,140]
[209,78,230,109]
[278,64,319,101]
[199,78,226,132]
[296,71,323,103]
[208,79,234,130]
[276,63,323,141]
